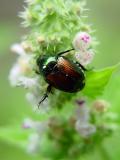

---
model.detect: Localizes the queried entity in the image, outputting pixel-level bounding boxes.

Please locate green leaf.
[0,126,30,149]
[82,64,119,98]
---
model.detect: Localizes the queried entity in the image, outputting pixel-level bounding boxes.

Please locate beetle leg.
[77,62,94,72]
[56,48,74,58]
[76,62,88,71]
[38,85,52,108]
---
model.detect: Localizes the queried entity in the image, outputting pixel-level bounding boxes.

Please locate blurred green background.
[0,0,120,159]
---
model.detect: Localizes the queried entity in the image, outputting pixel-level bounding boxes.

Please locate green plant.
[1,0,119,159]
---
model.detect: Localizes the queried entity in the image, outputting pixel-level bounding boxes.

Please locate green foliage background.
[0,0,120,159]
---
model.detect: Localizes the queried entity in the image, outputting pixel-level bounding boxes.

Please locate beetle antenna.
[38,85,52,108]
[57,48,74,57]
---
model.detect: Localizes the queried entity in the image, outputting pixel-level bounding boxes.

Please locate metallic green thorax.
[44,57,56,66]
[37,55,57,77]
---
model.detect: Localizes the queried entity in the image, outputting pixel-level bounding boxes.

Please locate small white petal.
[26,92,39,107]
[18,76,39,89]
[18,54,33,75]
[33,121,48,134]
[75,104,90,123]
[9,51,34,87]
[75,49,95,66]
[22,118,34,129]
[75,121,96,138]
[22,118,48,134]
[27,133,40,154]
[9,63,22,86]
[73,32,92,51]
[26,92,50,113]
[11,43,25,56]
[18,53,33,66]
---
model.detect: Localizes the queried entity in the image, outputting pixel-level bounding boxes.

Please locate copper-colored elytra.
[57,57,80,77]
[47,70,79,92]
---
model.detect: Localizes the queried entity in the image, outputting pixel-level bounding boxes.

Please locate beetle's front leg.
[75,62,88,71]
[77,62,94,72]
[38,85,52,108]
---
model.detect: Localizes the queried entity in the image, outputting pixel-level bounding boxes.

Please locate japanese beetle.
[36,49,86,106]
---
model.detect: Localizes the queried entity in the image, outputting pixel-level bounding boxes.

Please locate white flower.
[18,54,33,74]
[73,32,92,51]
[17,76,39,89]
[22,118,34,129]
[75,121,96,138]
[73,32,95,66]
[75,49,94,66]
[23,118,48,154]
[26,91,50,113]
[22,118,48,134]
[9,53,33,87]
[26,92,39,107]
[33,121,48,134]
[27,133,40,154]
[75,100,96,137]
[11,43,25,56]
[75,100,90,123]
[9,63,22,86]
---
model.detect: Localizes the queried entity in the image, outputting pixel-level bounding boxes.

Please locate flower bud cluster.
[8,0,116,159]
[75,100,96,138]
[9,43,50,111]
[22,118,48,154]
[73,32,95,66]
[22,99,118,158]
